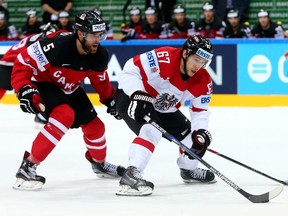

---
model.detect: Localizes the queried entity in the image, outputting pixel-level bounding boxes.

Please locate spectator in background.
[251,9,285,38]
[57,11,73,32]
[212,0,250,23]
[93,7,114,40]
[41,0,72,24]
[223,9,252,38]
[137,6,167,39]
[168,5,195,39]
[195,2,225,39]
[145,0,177,23]
[21,9,44,38]
[0,12,19,41]
[0,0,9,21]
[284,51,288,59]
[121,7,144,42]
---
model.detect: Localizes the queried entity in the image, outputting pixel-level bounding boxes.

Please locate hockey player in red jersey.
[115,35,216,196]
[0,23,57,101]
[0,23,63,124]
[11,11,125,190]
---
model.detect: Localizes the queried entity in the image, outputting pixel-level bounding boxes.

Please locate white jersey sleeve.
[117,58,146,96]
[189,94,211,131]
[189,108,210,131]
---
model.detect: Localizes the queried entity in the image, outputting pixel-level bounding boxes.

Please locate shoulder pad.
[38,33,76,66]
[29,34,42,43]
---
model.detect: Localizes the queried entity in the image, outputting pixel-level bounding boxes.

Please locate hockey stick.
[122,0,132,25]
[207,148,288,185]
[143,116,284,203]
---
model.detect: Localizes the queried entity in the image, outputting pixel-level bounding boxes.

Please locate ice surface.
[0,104,288,216]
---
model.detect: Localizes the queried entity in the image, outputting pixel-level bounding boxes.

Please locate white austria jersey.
[118,46,213,129]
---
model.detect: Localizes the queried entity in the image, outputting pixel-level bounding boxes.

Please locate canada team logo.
[155,93,179,111]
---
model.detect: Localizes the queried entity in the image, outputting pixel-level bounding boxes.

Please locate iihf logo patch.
[155,93,179,111]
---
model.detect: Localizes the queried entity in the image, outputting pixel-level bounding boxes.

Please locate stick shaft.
[143,116,283,203]
[207,149,288,185]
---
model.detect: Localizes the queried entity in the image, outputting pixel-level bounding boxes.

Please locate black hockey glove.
[17,85,44,114]
[104,97,122,120]
[128,91,155,123]
[184,129,212,159]
[120,27,136,42]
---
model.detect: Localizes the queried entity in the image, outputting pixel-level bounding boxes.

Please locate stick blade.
[247,184,284,203]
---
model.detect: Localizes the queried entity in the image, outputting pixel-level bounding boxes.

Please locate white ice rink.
[1,103,288,216]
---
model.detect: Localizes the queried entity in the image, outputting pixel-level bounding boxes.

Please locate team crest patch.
[155,93,179,111]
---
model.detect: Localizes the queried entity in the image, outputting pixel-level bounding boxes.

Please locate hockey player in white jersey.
[115,35,216,196]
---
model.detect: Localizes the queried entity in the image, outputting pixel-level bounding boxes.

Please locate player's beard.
[84,41,99,54]
[85,44,98,54]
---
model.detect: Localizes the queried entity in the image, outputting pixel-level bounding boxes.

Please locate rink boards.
[1,39,288,106]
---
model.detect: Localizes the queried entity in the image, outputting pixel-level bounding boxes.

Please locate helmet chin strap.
[181,56,190,81]
[77,31,90,54]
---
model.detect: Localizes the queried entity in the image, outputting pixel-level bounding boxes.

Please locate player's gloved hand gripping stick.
[17,85,45,114]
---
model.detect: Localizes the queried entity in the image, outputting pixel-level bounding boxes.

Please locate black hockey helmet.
[26,8,37,17]
[130,6,141,16]
[202,2,214,11]
[74,10,106,34]
[227,9,240,19]
[182,35,213,68]
[174,5,186,14]
[183,35,213,57]
[257,9,269,18]
[145,7,157,15]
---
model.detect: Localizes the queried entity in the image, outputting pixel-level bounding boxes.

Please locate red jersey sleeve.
[88,68,116,103]
[11,41,51,92]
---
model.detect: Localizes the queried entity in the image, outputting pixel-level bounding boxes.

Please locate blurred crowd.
[0,0,74,41]
[121,1,287,41]
[0,0,287,42]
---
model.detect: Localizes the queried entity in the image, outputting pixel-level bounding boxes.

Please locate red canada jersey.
[136,21,167,39]
[118,46,213,114]
[195,17,224,39]
[0,31,66,66]
[11,32,115,103]
[168,18,196,39]
[0,34,42,66]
